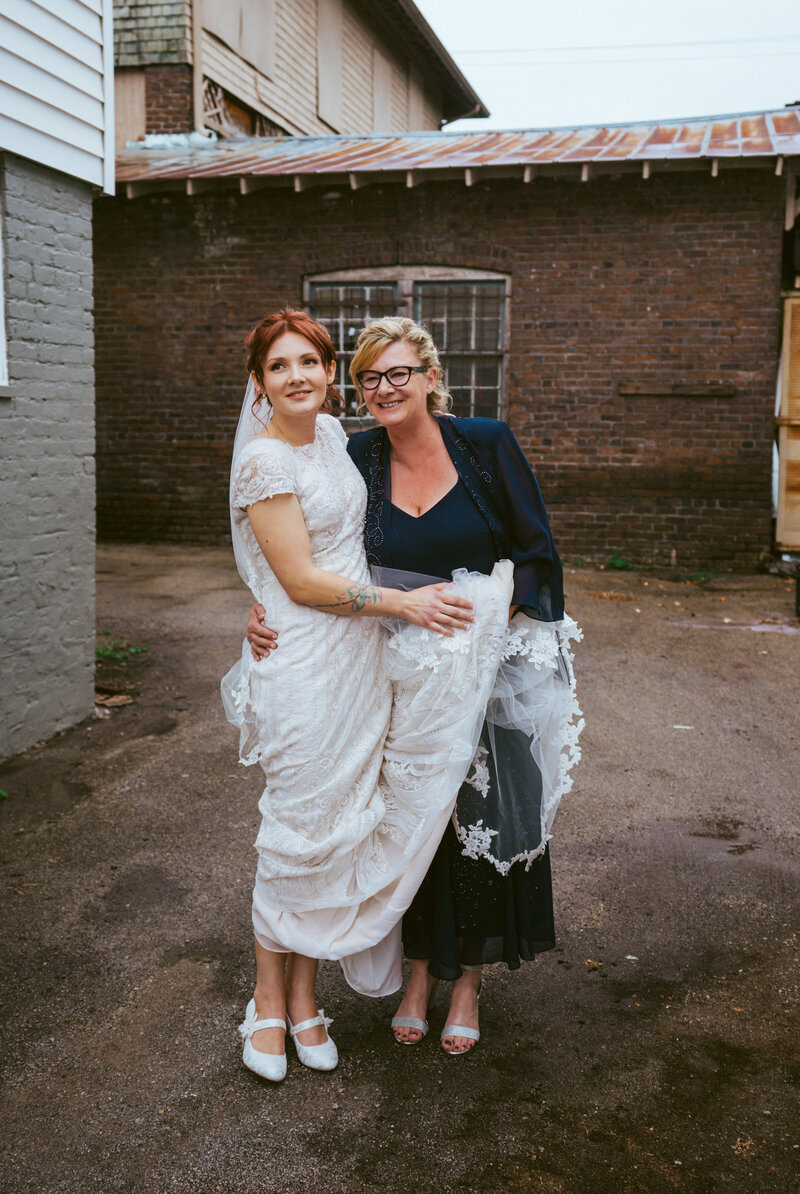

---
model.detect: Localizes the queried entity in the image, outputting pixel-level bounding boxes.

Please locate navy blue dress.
[376,475,556,980]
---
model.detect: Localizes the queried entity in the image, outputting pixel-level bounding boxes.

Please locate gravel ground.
[1,545,798,1194]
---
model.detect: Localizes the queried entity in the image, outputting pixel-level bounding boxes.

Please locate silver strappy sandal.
[441,966,481,1055]
[391,1015,429,1044]
[391,975,438,1045]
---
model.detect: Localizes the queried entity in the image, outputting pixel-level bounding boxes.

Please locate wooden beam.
[124,181,178,199]
[186,178,216,195]
[239,177,264,195]
[786,161,798,231]
[191,0,203,133]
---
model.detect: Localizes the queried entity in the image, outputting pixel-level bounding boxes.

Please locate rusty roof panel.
[597,128,651,159]
[707,118,744,156]
[740,114,774,155]
[116,108,800,183]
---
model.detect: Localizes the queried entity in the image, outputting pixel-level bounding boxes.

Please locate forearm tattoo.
[317,584,384,613]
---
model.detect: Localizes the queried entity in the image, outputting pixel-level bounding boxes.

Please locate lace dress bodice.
[231,414,370,601]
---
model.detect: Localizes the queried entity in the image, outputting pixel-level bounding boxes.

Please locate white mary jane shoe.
[287,1009,338,1071]
[238,998,287,1082]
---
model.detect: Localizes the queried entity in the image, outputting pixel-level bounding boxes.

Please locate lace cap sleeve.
[232,443,297,509]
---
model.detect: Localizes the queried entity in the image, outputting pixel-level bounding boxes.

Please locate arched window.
[304,266,509,419]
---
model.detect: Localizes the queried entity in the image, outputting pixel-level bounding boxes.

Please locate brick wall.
[93,169,785,569]
[0,155,95,761]
[145,64,194,134]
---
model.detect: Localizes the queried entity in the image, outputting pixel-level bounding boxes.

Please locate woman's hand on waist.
[247,603,278,660]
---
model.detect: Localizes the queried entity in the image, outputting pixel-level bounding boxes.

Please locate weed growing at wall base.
[95,637,148,664]
[605,550,644,572]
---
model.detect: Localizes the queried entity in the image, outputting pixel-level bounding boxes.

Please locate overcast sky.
[414,0,800,132]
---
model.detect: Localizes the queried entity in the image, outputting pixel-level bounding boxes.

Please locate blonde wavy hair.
[349,317,452,417]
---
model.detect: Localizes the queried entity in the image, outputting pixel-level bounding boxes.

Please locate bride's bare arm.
[247,494,473,635]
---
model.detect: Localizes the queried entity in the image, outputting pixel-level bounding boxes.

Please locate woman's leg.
[285,953,328,1046]
[441,964,482,1054]
[392,957,438,1043]
[252,938,288,1055]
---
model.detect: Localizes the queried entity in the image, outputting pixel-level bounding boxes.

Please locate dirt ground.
[1,545,799,1194]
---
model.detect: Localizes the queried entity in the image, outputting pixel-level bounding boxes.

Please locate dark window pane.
[308,278,505,419]
[308,282,398,414]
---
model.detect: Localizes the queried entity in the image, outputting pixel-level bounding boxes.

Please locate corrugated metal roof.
[116,108,800,184]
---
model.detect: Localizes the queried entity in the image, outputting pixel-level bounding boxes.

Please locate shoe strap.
[239,1016,286,1040]
[440,1023,480,1041]
[289,1009,332,1037]
[391,1016,428,1032]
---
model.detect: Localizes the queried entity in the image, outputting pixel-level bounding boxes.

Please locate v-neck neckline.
[389,479,460,520]
[386,417,460,519]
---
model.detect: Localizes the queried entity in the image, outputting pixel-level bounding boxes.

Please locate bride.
[221,309,513,1082]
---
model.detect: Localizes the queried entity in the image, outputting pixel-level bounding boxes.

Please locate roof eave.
[351,0,489,123]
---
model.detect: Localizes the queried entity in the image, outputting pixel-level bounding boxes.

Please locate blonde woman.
[247,317,581,1055]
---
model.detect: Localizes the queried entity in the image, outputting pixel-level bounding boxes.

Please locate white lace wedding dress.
[221,413,513,996]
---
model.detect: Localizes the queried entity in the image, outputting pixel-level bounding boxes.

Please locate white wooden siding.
[203,0,275,80]
[372,47,392,133]
[317,0,343,131]
[340,4,374,133]
[422,77,441,131]
[201,0,321,136]
[190,0,444,136]
[0,0,114,192]
[389,58,408,131]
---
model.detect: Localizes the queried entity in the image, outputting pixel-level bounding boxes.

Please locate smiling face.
[361,340,436,429]
[254,331,336,423]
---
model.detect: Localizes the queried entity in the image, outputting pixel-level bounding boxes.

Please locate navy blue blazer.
[347,416,564,622]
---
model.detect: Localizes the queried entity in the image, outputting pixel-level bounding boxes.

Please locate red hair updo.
[245,308,343,415]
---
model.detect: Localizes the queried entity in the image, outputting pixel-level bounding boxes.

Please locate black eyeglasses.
[356,365,427,391]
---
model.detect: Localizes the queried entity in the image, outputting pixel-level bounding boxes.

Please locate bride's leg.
[392,957,438,1043]
[285,953,328,1046]
[441,964,482,1054]
[251,938,288,1055]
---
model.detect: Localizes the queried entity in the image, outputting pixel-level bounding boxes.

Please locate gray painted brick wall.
[0,154,95,761]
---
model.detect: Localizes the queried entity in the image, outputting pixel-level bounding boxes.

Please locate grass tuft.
[605,550,643,572]
[95,638,149,664]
